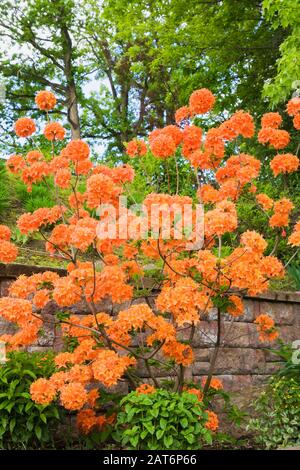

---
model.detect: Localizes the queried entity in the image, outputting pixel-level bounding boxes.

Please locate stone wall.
[1,263,300,395]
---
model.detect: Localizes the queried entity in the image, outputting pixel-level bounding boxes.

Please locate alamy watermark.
[96,196,204,250]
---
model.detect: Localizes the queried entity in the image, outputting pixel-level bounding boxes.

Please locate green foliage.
[14,179,55,212]
[263,0,300,104]
[0,161,9,215]
[288,264,300,291]
[113,389,212,450]
[269,340,300,383]
[248,376,300,449]
[0,351,62,449]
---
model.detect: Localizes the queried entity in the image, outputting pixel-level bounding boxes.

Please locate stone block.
[258,301,294,325]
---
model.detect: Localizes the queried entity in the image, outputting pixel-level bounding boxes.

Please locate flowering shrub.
[0,88,299,443]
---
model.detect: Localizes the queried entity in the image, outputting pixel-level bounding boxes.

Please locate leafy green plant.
[0,351,62,449]
[269,340,300,382]
[248,376,300,449]
[288,264,300,291]
[113,389,213,450]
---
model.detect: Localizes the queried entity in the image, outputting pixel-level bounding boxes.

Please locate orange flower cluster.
[92,350,136,387]
[189,88,215,115]
[43,122,66,141]
[0,224,18,263]
[0,297,41,349]
[184,387,203,402]
[30,378,57,405]
[261,112,282,129]
[205,410,219,431]
[270,153,299,176]
[136,383,156,395]
[286,97,300,117]
[35,90,57,111]
[156,277,210,326]
[288,220,300,247]
[227,295,244,317]
[126,139,147,157]
[201,377,223,390]
[14,117,36,138]
[205,200,237,237]
[258,127,290,149]
[293,114,300,130]
[256,193,274,211]
[269,198,294,228]
[254,314,278,342]
[17,206,64,234]
[216,153,261,191]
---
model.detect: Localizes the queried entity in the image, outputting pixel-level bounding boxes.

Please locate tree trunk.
[66,81,81,140]
[61,25,81,140]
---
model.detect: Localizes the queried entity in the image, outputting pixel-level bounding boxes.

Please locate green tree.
[263,0,300,105]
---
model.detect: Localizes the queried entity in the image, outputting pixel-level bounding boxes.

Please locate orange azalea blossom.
[0,224,11,241]
[286,97,300,116]
[150,133,176,159]
[205,410,219,431]
[261,112,282,129]
[6,154,26,174]
[30,378,56,405]
[202,377,223,390]
[43,122,66,141]
[270,153,299,176]
[175,105,190,124]
[258,127,290,149]
[55,168,71,188]
[227,110,255,138]
[0,240,18,263]
[204,128,224,159]
[227,295,244,317]
[254,314,279,342]
[126,139,147,157]
[182,125,202,157]
[60,382,88,410]
[75,159,93,175]
[156,277,211,326]
[76,409,98,434]
[17,206,64,234]
[198,184,220,204]
[87,389,100,407]
[14,117,36,137]
[26,150,44,164]
[35,90,57,111]
[270,198,294,228]
[162,340,194,366]
[189,88,215,115]
[288,220,300,247]
[205,200,237,237]
[216,153,261,188]
[33,289,50,309]
[136,383,156,395]
[63,139,90,162]
[293,114,300,130]
[92,350,136,387]
[256,193,274,211]
[184,387,203,402]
